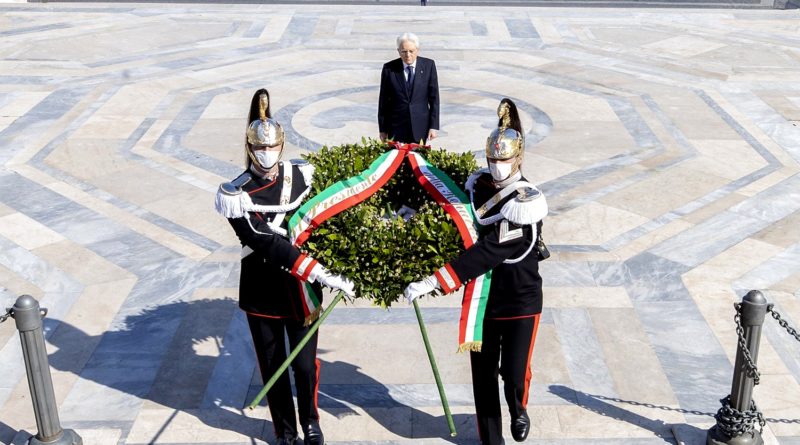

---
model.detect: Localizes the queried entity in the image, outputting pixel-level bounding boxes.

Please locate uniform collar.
[493,171,522,189]
[250,162,280,181]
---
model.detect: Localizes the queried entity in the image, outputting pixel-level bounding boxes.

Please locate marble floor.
[1,3,799,445]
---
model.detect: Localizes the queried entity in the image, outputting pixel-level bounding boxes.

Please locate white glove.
[403,275,439,304]
[320,273,355,298]
[311,266,355,297]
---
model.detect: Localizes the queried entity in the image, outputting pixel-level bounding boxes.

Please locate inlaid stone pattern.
[0,3,798,445]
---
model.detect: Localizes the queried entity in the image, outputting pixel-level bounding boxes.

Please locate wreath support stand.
[413,299,457,437]
[246,292,345,410]
[246,292,458,437]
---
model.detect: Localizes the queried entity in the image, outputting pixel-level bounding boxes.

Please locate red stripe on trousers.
[521,313,541,408]
[314,358,321,413]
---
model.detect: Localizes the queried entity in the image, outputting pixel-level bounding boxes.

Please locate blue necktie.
[406,66,414,88]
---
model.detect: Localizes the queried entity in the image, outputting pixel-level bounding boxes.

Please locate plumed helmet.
[246,118,284,147]
[486,127,523,161]
[245,118,285,170]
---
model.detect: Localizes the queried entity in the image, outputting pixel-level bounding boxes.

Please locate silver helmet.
[247,118,284,147]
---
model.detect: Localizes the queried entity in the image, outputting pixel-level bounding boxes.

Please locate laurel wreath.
[299,139,478,307]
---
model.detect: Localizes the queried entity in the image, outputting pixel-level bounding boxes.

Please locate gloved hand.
[319,273,355,298]
[309,266,355,297]
[403,275,439,304]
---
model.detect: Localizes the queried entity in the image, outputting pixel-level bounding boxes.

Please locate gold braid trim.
[457,341,482,353]
[303,305,322,327]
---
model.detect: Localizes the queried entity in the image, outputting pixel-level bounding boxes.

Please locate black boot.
[510,411,530,442]
[276,436,297,445]
[303,420,324,445]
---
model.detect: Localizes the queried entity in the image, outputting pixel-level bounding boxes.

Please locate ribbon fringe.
[458,341,482,353]
[303,305,322,327]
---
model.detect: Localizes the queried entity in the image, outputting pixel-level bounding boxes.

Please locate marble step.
[34,0,784,9]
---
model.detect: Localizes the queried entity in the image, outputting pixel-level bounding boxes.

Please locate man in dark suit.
[378,32,440,144]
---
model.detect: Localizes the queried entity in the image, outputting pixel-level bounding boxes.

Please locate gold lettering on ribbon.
[292,153,398,243]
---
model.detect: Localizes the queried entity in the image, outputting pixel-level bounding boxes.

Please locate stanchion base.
[707,425,763,445]
[29,429,83,445]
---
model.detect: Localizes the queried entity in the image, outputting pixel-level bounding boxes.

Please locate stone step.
[35,0,783,9]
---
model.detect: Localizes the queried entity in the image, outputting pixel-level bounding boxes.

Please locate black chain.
[721,299,800,437]
[715,396,765,437]
[0,307,12,324]
[767,304,800,343]
[734,303,761,385]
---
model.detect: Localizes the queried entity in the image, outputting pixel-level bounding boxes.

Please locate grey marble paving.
[649,211,770,267]
[1,4,799,445]
[636,304,730,417]
[734,243,800,291]
[696,90,782,166]
[504,18,542,41]
[553,308,617,396]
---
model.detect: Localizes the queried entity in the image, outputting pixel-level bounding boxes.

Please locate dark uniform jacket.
[435,171,547,318]
[221,161,322,320]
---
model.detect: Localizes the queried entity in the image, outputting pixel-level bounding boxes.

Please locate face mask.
[253,149,279,169]
[489,162,513,182]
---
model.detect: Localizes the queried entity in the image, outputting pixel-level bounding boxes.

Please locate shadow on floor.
[315,358,475,443]
[548,384,703,444]
[35,296,477,444]
[44,298,269,443]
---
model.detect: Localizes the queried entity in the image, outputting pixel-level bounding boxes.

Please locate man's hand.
[379,132,388,142]
[427,129,438,141]
[403,275,439,304]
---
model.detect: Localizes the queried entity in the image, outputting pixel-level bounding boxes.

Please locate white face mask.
[253,150,280,169]
[489,162,513,182]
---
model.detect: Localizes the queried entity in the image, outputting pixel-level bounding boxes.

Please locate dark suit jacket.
[378,56,439,144]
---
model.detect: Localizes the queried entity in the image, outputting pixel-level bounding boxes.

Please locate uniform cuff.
[291,253,319,282]
[434,264,461,293]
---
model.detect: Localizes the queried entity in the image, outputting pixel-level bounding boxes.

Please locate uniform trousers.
[470,314,541,445]
[247,314,321,440]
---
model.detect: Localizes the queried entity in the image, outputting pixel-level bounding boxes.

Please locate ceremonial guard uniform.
[216,91,353,445]
[405,99,547,445]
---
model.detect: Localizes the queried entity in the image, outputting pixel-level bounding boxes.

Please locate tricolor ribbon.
[288,142,491,351]
[406,151,491,352]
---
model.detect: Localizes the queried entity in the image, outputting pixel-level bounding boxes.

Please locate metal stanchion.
[707,290,767,445]
[10,295,82,445]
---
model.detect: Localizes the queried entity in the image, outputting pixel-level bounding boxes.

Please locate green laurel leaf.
[298,139,478,307]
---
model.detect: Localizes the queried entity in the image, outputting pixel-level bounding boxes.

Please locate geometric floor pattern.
[0,3,799,445]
